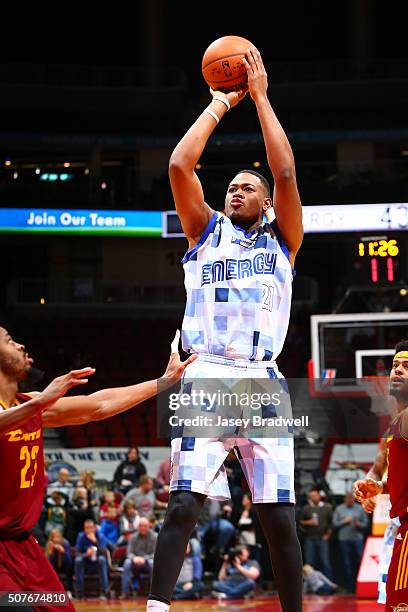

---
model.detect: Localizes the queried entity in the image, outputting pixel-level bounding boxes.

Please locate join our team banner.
[0,208,162,236]
[0,203,407,236]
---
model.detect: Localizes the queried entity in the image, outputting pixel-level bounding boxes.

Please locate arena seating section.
[16,317,173,447]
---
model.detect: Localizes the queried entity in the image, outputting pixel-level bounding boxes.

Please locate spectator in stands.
[114,447,147,494]
[77,470,98,513]
[43,490,70,536]
[155,456,171,504]
[122,475,166,517]
[147,513,161,534]
[233,493,258,546]
[99,506,120,547]
[67,485,95,544]
[303,564,338,595]
[117,500,139,546]
[201,499,235,557]
[46,528,73,594]
[120,517,157,598]
[74,518,109,600]
[155,456,171,488]
[44,459,51,489]
[211,544,260,600]
[99,491,121,522]
[48,467,74,501]
[173,542,203,601]
[332,492,369,593]
[189,527,202,558]
[299,489,334,580]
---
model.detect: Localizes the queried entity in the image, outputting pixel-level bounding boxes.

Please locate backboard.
[309,312,408,396]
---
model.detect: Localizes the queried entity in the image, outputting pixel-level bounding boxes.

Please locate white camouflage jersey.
[181,211,293,361]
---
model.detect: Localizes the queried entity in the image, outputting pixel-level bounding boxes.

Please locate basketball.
[202,35,253,93]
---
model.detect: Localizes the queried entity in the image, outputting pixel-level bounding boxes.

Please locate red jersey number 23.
[20,445,40,489]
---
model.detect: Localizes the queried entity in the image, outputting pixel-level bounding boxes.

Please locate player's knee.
[165,492,201,528]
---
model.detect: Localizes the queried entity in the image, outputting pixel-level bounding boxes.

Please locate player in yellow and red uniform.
[0,326,195,610]
[354,342,408,611]
[0,392,75,608]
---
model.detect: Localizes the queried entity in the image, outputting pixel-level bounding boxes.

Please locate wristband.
[212,95,230,111]
[205,108,220,124]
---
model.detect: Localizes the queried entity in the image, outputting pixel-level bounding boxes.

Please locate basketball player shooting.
[147,48,303,612]
[0,327,195,610]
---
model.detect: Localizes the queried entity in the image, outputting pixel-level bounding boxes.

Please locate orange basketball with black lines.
[202,35,253,93]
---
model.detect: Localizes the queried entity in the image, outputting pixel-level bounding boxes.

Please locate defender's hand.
[210,88,247,109]
[161,330,197,385]
[242,47,268,102]
[38,368,95,411]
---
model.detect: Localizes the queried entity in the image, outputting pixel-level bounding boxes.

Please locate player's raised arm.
[42,331,197,427]
[169,89,246,247]
[0,368,94,436]
[243,48,303,262]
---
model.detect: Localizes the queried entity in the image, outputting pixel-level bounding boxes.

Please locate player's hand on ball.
[242,47,268,102]
[353,477,380,501]
[162,330,197,385]
[210,87,247,109]
[38,368,96,410]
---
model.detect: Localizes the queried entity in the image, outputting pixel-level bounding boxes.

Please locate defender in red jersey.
[0,327,196,609]
[353,341,408,611]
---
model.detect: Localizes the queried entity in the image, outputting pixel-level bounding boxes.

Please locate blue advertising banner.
[0,208,163,236]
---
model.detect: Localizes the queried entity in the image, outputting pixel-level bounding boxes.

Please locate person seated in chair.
[211,544,260,600]
[46,528,73,595]
[99,506,120,548]
[120,517,157,599]
[74,518,109,600]
[117,500,139,546]
[67,485,94,545]
[172,542,204,601]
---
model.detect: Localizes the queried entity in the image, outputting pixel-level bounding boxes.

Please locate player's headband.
[393,350,408,364]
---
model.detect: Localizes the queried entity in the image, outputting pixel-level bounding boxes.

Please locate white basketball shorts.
[169,353,295,504]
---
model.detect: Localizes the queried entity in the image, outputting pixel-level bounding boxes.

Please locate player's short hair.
[394,339,408,354]
[234,169,271,198]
